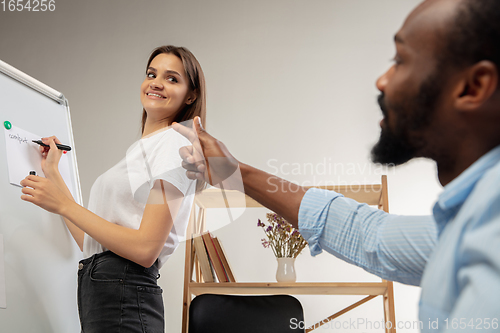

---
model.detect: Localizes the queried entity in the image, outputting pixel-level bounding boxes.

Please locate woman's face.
[140,53,194,124]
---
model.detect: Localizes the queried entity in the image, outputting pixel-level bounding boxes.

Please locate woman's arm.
[21,175,181,268]
[38,137,84,250]
[45,169,85,251]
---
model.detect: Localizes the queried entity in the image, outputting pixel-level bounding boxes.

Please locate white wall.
[0,0,442,332]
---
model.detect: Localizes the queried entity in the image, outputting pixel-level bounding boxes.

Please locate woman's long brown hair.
[141,45,207,192]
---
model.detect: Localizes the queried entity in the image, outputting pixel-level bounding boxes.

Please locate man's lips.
[380,118,388,129]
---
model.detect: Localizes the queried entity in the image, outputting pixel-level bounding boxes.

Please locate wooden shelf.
[182,176,395,333]
[189,282,390,296]
[194,184,384,209]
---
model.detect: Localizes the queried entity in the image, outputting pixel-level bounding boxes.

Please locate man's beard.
[371,71,443,166]
[371,109,417,165]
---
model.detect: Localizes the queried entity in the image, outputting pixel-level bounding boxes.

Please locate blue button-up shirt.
[298,145,500,332]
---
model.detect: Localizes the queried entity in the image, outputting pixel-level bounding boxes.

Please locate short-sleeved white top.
[83,127,195,268]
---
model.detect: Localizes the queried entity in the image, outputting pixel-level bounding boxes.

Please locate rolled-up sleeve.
[298,188,438,286]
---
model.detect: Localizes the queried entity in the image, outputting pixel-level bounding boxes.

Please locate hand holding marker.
[32,139,71,151]
[34,137,69,173]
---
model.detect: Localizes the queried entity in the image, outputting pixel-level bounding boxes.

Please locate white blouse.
[83,127,195,268]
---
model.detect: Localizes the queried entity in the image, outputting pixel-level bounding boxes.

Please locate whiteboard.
[0,60,82,332]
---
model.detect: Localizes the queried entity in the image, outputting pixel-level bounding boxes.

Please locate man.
[174,0,500,331]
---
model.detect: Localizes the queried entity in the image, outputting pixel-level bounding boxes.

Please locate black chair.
[188,294,306,333]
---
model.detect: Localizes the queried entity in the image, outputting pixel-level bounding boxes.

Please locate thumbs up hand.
[172,117,240,188]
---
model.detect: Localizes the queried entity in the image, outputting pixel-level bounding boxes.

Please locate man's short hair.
[443,0,500,71]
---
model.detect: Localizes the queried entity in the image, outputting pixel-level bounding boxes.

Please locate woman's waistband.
[79,250,159,279]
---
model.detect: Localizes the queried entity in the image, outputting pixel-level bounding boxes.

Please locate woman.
[20,45,206,332]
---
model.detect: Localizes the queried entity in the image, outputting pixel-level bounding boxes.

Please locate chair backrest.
[188,294,305,333]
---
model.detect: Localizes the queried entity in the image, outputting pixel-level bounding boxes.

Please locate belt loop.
[88,252,97,270]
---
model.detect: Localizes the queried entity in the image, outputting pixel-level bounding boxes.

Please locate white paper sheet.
[0,234,6,309]
[3,125,74,196]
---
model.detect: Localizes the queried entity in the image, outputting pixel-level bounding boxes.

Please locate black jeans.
[77,251,164,333]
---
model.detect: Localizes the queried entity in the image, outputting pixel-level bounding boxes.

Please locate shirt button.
[78,263,84,270]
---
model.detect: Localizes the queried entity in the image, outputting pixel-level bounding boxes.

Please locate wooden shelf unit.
[182,175,396,333]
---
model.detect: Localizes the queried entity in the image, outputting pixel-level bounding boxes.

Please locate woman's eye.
[167,76,178,83]
[147,72,155,78]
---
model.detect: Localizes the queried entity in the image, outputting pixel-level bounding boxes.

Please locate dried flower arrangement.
[258,213,308,258]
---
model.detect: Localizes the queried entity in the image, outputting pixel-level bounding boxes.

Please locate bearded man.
[175,0,500,331]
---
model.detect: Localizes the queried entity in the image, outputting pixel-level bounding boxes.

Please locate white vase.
[276,257,296,283]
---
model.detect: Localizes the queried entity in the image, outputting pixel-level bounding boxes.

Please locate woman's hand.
[20,175,72,215]
[39,136,63,177]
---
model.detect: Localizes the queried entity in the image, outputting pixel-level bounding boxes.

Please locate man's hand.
[173,116,307,228]
[172,117,240,188]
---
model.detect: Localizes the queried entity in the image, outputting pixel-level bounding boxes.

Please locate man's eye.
[391,57,402,66]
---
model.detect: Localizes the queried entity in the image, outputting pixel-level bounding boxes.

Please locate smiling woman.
[19,45,207,333]
[140,46,207,136]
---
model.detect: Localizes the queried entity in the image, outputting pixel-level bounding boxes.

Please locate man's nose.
[376,65,394,92]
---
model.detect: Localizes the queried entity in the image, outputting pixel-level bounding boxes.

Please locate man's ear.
[454,60,498,112]
[186,91,197,105]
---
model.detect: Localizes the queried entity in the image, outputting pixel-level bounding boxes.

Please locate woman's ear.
[186,91,197,105]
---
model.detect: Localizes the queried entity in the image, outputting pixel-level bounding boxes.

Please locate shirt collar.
[433,145,500,233]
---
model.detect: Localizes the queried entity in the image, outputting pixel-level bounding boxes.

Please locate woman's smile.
[146,91,167,100]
